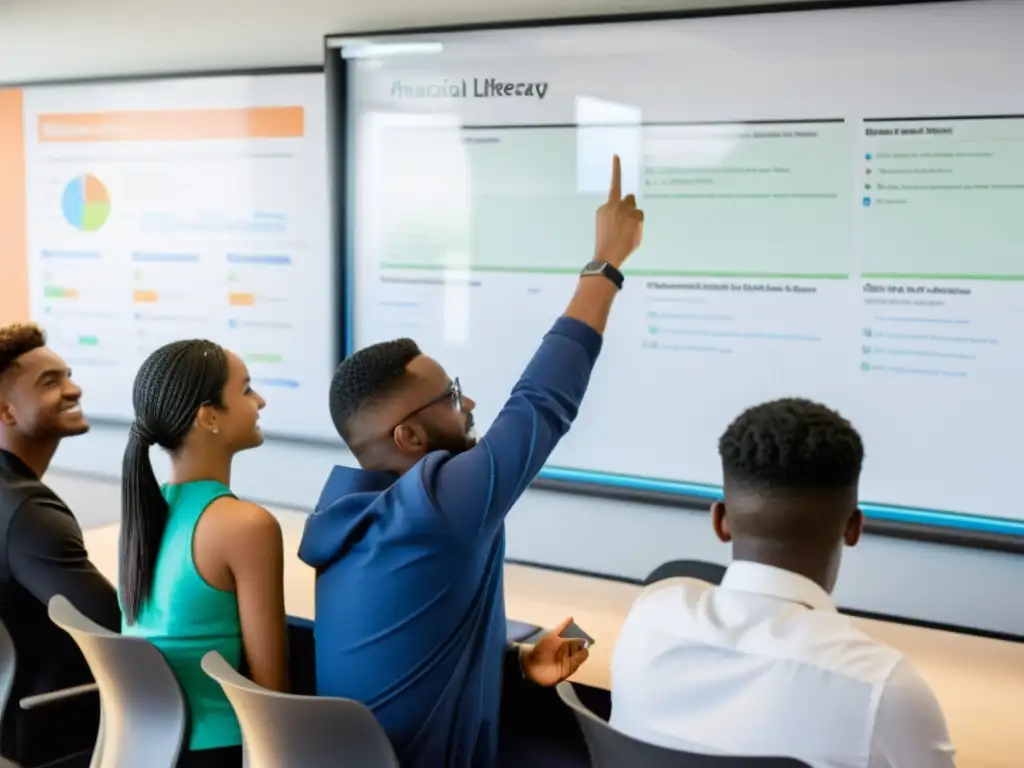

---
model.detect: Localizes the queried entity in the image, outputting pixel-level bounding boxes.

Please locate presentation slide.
[0,72,338,440]
[339,0,1024,535]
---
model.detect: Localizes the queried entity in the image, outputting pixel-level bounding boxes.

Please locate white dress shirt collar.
[610,559,955,767]
[720,560,836,612]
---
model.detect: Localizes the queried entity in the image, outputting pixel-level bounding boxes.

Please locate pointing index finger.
[608,154,621,201]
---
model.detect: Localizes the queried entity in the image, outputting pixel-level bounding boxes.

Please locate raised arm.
[7,497,121,631]
[431,156,644,538]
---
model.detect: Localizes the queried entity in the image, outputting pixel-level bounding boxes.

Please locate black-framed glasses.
[392,377,463,431]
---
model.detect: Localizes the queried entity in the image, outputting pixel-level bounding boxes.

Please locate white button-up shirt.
[610,561,956,768]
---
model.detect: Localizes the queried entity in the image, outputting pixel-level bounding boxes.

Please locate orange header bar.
[0,88,30,326]
[37,106,304,143]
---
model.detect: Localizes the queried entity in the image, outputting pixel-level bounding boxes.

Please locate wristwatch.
[580,259,624,290]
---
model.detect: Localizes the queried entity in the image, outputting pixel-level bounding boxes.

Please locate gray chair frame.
[557,682,810,767]
[0,618,15,736]
[201,651,399,768]
[42,595,187,768]
[644,560,727,587]
[0,618,18,768]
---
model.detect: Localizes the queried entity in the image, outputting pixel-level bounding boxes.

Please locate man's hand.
[594,154,644,268]
[520,616,591,687]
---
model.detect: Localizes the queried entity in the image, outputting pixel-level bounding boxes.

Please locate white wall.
[5,0,1022,637]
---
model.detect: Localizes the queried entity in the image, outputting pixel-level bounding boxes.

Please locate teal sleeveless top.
[121,481,243,751]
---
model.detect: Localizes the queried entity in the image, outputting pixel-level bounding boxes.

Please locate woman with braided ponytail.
[120,340,288,768]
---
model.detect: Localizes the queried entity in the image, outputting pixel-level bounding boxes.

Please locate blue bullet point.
[863,197,872,207]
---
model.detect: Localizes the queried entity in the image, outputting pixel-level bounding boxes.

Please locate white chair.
[201,651,399,768]
[0,618,19,767]
[39,595,187,768]
[0,618,16,737]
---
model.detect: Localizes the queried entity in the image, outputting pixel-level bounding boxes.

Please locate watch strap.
[580,260,624,289]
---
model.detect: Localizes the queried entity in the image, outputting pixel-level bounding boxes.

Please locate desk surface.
[83,511,1024,768]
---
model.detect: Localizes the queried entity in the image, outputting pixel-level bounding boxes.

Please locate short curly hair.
[718,398,864,492]
[0,323,46,383]
[329,339,421,442]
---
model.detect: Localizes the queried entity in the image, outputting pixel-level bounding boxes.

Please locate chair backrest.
[201,651,399,768]
[0,617,15,733]
[47,595,187,768]
[644,560,727,587]
[556,682,810,768]
[0,620,21,768]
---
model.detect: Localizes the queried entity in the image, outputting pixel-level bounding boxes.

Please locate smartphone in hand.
[559,621,596,648]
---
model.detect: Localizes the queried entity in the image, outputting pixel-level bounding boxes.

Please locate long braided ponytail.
[120,340,229,625]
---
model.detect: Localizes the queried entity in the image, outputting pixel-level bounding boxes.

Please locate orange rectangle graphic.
[38,106,305,143]
[133,290,159,303]
[0,88,29,326]
[228,293,256,306]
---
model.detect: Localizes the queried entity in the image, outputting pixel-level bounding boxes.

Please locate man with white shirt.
[609,398,955,768]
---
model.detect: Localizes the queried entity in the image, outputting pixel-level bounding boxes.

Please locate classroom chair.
[0,619,18,768]
[0,619,15,738]
[35,595,188,768]
[556,682,810,768]
[201,651,399,768]
[644,560,727,586]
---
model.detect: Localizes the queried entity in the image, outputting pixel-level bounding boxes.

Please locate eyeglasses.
[392,377,463,431]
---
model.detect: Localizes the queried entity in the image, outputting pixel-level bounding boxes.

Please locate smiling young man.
[300,157,644,767]
[0,323,121,765]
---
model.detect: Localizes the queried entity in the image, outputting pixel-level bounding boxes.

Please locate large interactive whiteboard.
[0,70,339,441]
[333,0,1024,537]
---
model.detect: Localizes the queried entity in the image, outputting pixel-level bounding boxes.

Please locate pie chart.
[62,173,111,232]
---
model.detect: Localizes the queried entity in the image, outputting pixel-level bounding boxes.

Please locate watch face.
[580,259,623,289]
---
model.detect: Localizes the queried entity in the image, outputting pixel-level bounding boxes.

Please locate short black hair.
[329,338,421,441]
[0,323,46,381]
[718,398,864,492]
